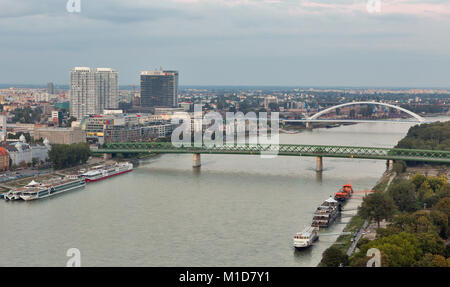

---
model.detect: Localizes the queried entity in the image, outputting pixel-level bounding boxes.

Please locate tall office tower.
[140,68,178,108]
[47,82,55,94]
[70,67,118,119]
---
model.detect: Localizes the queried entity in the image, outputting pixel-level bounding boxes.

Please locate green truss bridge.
[93,142,450,172]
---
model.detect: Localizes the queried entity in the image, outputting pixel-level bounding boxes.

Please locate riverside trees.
[48,143,92,169]
[358,192,396,228]
[350,174,450,266]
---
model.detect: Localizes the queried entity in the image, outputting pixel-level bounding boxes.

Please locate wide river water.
[1,116,448,266]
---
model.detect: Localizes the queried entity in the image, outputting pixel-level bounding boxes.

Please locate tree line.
[320,174,450,267]
[12,107,42,124]
[48,143,92,170]
[396,121,450,151]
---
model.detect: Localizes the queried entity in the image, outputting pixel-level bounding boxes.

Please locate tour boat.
[4,177,86,201]
[81,162,133,183]
[311,197,341,228]
[293,226,319,249]
[311,206,340,228]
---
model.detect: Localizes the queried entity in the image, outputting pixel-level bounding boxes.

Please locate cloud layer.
[0,0,449,87]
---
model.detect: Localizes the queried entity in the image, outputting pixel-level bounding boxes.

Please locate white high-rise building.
[70,67,118,119]
[95,68,119,111]
[0,114,6,141]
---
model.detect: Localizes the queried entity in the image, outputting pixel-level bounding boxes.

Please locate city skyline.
[0,0,449,87]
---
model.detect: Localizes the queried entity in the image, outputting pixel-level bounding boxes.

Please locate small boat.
[4,190,23,201]
[293,226,319,250]
[334,184,354,202]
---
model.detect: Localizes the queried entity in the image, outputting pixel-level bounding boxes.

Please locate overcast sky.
[0,0,449,87]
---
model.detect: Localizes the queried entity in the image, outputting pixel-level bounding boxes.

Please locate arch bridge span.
[307,101,425,123]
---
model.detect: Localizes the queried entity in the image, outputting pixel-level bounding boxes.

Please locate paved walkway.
[346,172,396,257]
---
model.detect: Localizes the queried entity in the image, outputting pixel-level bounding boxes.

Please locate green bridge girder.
[93,142,450,163]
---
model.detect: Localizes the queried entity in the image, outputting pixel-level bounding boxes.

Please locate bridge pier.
[388,160,394,171]
[193,153,201,168]
[103,153,111,160]
[316,156,323,172]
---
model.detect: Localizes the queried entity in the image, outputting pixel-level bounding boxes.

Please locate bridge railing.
[95,142,450,163]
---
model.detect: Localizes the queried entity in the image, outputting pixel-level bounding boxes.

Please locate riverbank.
[0,152,163,193]
[281,122,356,133]
[317,169,395,265]
[318,163,450,266]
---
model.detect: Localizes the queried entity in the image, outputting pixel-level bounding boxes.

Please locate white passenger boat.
[81,162,133,183]
[293,226,319,250]
[19,177,86,201]
[2,177,86,201]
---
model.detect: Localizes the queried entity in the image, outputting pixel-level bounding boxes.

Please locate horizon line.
[1,83,450,90]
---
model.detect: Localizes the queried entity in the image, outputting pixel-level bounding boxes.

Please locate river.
[1,116,448,266]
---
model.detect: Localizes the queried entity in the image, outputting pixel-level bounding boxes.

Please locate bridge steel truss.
[94,142,450,163]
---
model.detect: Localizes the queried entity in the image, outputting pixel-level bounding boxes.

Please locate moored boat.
[4,190,22,201]
[82,162,133,183]
[311,197,341,228]
[293,226,319,249]
[334,184,353,202]
[19,176,86,201]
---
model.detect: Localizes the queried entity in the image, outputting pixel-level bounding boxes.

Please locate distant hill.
[396,121,450,151]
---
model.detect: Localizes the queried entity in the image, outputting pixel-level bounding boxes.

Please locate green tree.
[430,210,448,239]
[431,255,448,267]
[417,181,434,203]
[349,250,390,267]
[359,192,397,227]
[416,232,445,256]
[414,253,439,267]
[410,174,427,190]
[48,143,92,169]
[433,197,450,223]
[393,160,407,174]
[427,175,448,193]
[319,246,348,267]
[445,244,450,258]
[389,213,417,233]
[352,232,422,267]
[388,180,417,212]
[12,107,42,123]
[412,210,439,234]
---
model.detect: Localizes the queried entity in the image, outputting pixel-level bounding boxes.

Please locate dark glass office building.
[140,69,179,108]
[47,82,54,94]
